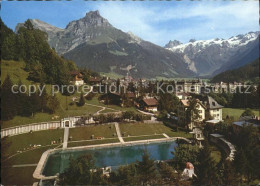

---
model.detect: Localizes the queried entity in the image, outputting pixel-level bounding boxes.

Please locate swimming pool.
[42,141,178,176]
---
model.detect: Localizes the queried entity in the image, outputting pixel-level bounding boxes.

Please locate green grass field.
[123,134,165,142]
[222,108,260,120]
[2,129,64,158]
[1,166,38,185]
[3,145,60,165]
[119,123,192,138]
[68,138,119,147]
[1,60,137,129]
[209,144,222,163]
[68,124,117,141]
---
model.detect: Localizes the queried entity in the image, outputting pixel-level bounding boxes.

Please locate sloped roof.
[180,99,206,109]
[181,100,189,107]
[143,98,158,106]
[126,92,136,98]
[207,96,223,109]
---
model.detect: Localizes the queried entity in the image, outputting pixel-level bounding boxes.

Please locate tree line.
[1,75,59,121]
[57,136,258,185]
[1,19,77,86]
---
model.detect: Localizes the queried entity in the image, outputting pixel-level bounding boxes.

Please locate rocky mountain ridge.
[15,11,194,78]
[165,31,259,76]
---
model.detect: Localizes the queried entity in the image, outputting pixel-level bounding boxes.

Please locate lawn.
[67,138,119,147]
[123,134,165,142]
[119,123,192,138]
[1,60,31,86]
[1,166,38,185]
[68,124,117,141]
[222,108,260,120]
[2,129,64,158]
[209,144,222,163]
[3,145,60,166]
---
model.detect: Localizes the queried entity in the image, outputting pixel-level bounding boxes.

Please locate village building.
[175,79,202,94]
[88,77,103,86]
[176,92,191,100]
[177,96,223,130]
[139,97,158,112]
[177,99,206,130]
[233,116,260,134]
[70,71,84,86]
[205,96,223,121]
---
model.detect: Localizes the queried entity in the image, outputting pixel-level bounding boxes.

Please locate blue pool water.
[42,141,178,176]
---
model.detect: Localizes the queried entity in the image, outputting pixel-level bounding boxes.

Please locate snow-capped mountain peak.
[164,31,259,76]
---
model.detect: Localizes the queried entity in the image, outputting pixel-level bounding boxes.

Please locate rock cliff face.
[15,10,195,78]
[165,32,259,77]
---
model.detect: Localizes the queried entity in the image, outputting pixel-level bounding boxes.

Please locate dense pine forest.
[1,18,77,85]
[211,58,259,84]
[0,19,79,120]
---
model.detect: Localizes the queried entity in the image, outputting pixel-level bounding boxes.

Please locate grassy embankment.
[120,123,192,142]
[222,108,260,121]
[1,60,137,129]
[1,129,64,185]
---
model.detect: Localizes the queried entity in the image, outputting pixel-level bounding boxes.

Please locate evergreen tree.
[39,83,48,112]
[1,75,16,120]
[196,141,219,185]
[136,152,158,185]
[172,144,200,169]
[222,160,238,185]
[158,92,179,113]
[78,92,85,106]
[241,108,255,117]
[58,155,105,185]
[109,164,138,185]
[47,94,59,114]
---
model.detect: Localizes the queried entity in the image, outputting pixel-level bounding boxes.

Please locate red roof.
[143,98,158,106]
[126,92,136,98]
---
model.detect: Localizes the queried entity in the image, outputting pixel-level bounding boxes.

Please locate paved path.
[137,109,155,116]
[114,123,124,143]
[137,109,157,121]
[3,163,38,168]
[13,164,37,167]
[163,133,170,138]
[96,107,106,114]
[84,86,93,97]
[63,127,69,149]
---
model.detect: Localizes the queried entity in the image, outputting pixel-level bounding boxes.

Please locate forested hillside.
[1,19,77,121]
[1,18,77,85]
[211,58,259,83]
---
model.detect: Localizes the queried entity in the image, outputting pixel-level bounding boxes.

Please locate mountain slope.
[16,11,194,79]
[213,37,259,75]
[165,32,259,77]
[211,58,259,83]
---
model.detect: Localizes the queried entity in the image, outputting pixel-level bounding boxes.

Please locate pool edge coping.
[33,137,190,180]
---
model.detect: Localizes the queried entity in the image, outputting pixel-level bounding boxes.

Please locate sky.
[1,0,259,46]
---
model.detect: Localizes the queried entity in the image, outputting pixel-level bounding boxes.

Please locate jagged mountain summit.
[165,31,259,77]
[15,10,195,79]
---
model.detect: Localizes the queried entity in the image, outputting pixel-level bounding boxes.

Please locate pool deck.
[33,136,191,180]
